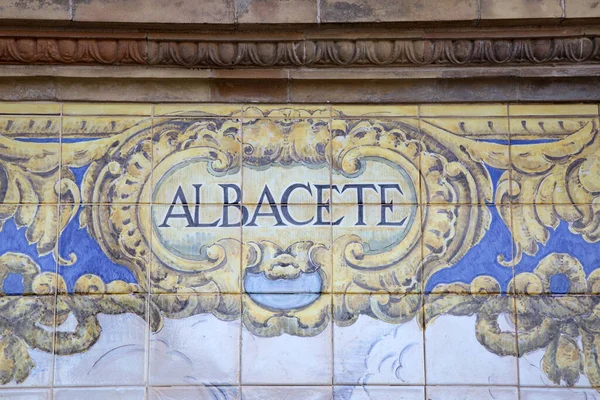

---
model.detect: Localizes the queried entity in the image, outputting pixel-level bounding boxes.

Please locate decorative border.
[1,31,600,68]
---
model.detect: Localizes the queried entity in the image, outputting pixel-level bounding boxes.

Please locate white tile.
[243,386,332,400]
[242,324,332,384]
[149,302,240,385]
[0,389,50,400]
[425,314,518,385]
[520,388,600,400]
[334,315,424,385]
[54,311,147,386]
[149,386,240,400]
[334,386,424,400]
[54,387,145,400]
[426,386,518,400]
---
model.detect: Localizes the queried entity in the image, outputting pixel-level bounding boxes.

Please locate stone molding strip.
[2,29,600,68]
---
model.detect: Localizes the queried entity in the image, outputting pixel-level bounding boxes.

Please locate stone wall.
[1,0,598,25]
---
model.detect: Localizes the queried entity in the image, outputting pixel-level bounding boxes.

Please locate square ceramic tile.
[0,102,60,115]
[58,205,149,294]
[241,294,332,385]
[421,104,509,118]
[421,116,510,139]
[513,204,600,294]
[0,390,50,400]
[508,104,599,117]
[331,118,421,205]
[153,117,242,205]
[149,294,241,386]
[424,294,518,385]
[150,204,242,294]
[154,104,242,117]
[0,115,59,139]
[242,117,330,205]
[243,105,330,119]
[0,296,55,387]
[242,204,331,294]
[517,295,596,388]
[420,117,510,206]
[0,116,59,204]
[509,117,599,140]
[0,204,58,296]
[242,386,332,400]
[53,294,148,387]
[62,103,152,116]
[332,204,421,294]
[333,105,418,118]
[510,124,598,205]
[53,387,145,400]
[148,386,240,400]
[520,388,600,399]
[61,115,154,204]
[63,115,152,138]
[333,386,424,400]
[426,386,518,400]
[424,205,514,295]
[333,294,424,385]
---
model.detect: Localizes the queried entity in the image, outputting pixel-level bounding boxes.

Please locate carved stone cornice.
[2,29,600,68]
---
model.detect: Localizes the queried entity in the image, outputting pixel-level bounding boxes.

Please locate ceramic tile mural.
[1,102,600,399]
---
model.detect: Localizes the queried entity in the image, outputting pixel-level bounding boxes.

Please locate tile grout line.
[49,102,64,400]
[508,103,522,400]
[329,103,334,395]
[239,104,244,397]
[145,104,155,400]
[418,104,428,400]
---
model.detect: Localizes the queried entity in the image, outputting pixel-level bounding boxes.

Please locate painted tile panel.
[331,118,421,205]
[242,116,331,205]
[241,294,332,384]
[333,294,424,385]
[0,390,50,400]
[520,388,600,399]
[53,387,145,400]
[58,205,148,294]
[150,204,242,294]
[148,386,240,400]
[242,386,333,400]
[152,117,242,205]
[0,116,60,204]
[516,295,598,388]
[426,386,518,400]
[0,102,599,397]
[149,294,241,386]
[0,204,58,296]
[334,386,424,400]
[424,298,519,385]
[0,296,55,387]
[424,205,514,295]
[53,294,149,387]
